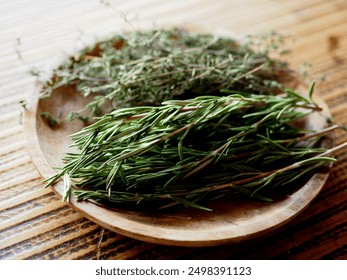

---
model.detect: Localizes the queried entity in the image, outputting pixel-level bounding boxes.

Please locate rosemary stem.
[210,141,347,193]
[293,124,340,142]
[319,141,347,157]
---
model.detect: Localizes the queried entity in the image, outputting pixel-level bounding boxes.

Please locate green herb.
[40,112,61,128]
[41,28,347,211]
[19,99,28,125]
[45,89,345,210]
[19,100,28,109]
[39,28,290,122]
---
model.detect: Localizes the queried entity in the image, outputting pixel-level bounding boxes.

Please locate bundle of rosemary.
[42,28,344,211]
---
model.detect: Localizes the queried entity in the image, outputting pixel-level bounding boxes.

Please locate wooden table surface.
[1,0,347,260]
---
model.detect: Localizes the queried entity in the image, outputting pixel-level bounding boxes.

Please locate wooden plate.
[22,38,333,247]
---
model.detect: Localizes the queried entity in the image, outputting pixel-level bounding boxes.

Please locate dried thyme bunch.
[40,28,288,122]
[45,88,344,211]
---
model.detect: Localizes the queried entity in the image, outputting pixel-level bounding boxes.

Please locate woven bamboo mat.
[1,0,347,260]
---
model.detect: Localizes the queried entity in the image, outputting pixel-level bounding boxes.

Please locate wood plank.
[0,206,80,252]
[1,0,347,260]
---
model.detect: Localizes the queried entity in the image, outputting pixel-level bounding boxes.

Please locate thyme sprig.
[39,28,289,122]
[45,90,341,210]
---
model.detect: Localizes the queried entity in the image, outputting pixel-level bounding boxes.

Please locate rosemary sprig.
[45,90,342,210]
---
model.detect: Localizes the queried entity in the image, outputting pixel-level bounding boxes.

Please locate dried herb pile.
[42,29,345,211]
[41,29,287,122]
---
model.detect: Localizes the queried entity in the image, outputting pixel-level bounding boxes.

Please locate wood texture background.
[1,0,347,260]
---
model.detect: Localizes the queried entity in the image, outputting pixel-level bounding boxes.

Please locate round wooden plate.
[22,34,333,247]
